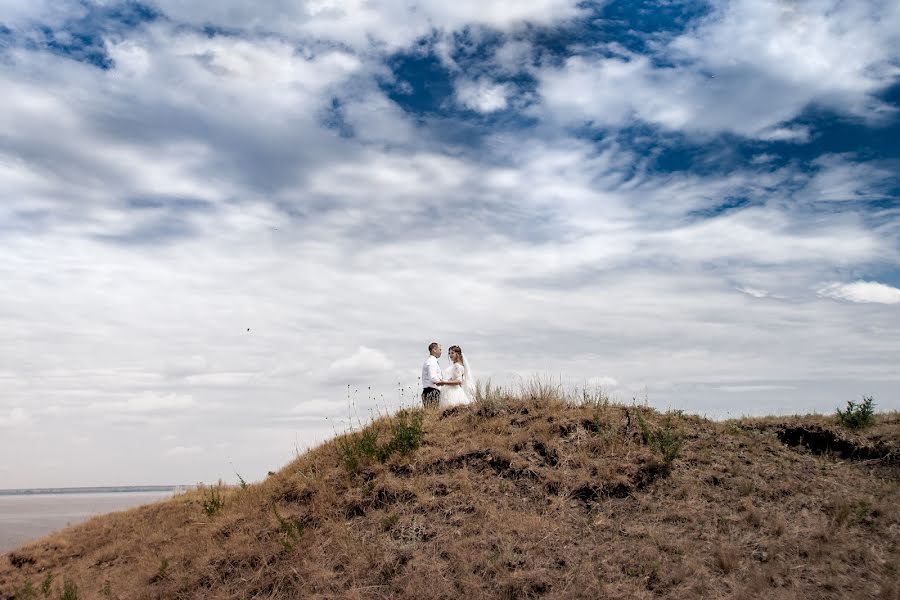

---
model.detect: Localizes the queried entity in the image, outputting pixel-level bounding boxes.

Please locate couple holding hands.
[420,342,475,409]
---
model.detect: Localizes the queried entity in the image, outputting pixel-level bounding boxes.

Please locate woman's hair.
[448,345,462,361]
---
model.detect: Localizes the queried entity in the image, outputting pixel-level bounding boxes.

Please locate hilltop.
[2,390,898,599]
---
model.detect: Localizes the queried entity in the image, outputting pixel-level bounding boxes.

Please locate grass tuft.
[58,579,78,600]
[40,574,53,597]
[200,483,225,517]
[472,379,507,418]
[14,581,36,600]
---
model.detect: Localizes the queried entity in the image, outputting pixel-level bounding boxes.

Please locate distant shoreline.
[0,486,191,497]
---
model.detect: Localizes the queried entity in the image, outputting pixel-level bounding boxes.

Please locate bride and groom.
[421,342,475,409]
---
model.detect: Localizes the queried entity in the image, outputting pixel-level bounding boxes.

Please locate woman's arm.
[441,380,462,386]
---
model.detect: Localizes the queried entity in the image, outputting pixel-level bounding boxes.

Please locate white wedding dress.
[440,362,472,408]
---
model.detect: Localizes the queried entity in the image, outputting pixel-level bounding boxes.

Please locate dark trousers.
[422,387,440,408]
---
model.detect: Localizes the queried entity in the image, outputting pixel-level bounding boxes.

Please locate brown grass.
[1,394,898,600]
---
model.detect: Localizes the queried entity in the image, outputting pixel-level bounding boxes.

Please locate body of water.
[0,487,183,554]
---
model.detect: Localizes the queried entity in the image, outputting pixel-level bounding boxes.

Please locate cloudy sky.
[1,0,898,488]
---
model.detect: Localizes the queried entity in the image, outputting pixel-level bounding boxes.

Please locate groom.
[421,342,445,408]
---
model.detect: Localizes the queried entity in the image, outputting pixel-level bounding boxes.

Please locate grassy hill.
[2,389,898,600]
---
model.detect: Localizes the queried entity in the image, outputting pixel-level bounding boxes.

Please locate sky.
[0,0,898,488]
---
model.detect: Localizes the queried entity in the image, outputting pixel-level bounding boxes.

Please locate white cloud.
[818,281,900,304]
[165,445,204,457]
[736,287,770,299]
[149,0,585,51]
[90,393,195,414]
[795,155,896,203]
[456,78,511,113]
[326,347,395,384]
[164,355,209,378]
[537,0,900,137]
[587,376,619,389]
[0,408,32,428]
[715,385,796,393]
[757,126,812,143]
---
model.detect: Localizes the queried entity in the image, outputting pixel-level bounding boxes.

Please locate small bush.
[635,410,682,466]
[337,409,425,471]
[836,396,876,429]
[390,409,425,455]
[201,484,225,517]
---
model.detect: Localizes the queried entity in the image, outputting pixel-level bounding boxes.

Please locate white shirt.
[422,355,442,390]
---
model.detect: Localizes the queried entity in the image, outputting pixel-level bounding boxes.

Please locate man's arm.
[427,359,444,387]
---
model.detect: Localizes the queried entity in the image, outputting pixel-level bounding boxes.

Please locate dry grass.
[2,395,898,600]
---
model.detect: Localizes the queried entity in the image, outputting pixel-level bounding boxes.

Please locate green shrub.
[337,409,425,471]
[389,409,425,456]
[201,484,225,517]
[635,410,682,466]
[836,396,876,429]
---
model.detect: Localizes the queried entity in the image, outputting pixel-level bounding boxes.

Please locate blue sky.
[0,0,898,487]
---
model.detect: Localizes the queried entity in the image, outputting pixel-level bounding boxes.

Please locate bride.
[440,345,475,407]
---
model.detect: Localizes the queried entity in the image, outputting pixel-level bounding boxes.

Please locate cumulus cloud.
[455,78,511,113]
[818,281,900,304]
[148,0,584,51]
[326,347,395,384]
[587,376,619,389]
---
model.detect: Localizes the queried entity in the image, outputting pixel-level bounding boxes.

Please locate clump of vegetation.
[471,379,508,418]
[153,558,170,583]
[40,573,53,597]
[836,396,876,429]
[201,484,225,517]
[13,581,36,600]
[232,465,249,489]
[635,410,682,466]
[273,503,306,550]
[337,409,425,471]
[58,579,78,600]
[577,386,610,408]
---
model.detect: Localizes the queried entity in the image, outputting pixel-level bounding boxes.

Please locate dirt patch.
[570,460,671,504]
[7,553,35,569]
[776,426,896,463]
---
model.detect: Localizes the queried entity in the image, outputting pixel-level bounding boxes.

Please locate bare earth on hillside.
[2,395,898,600]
